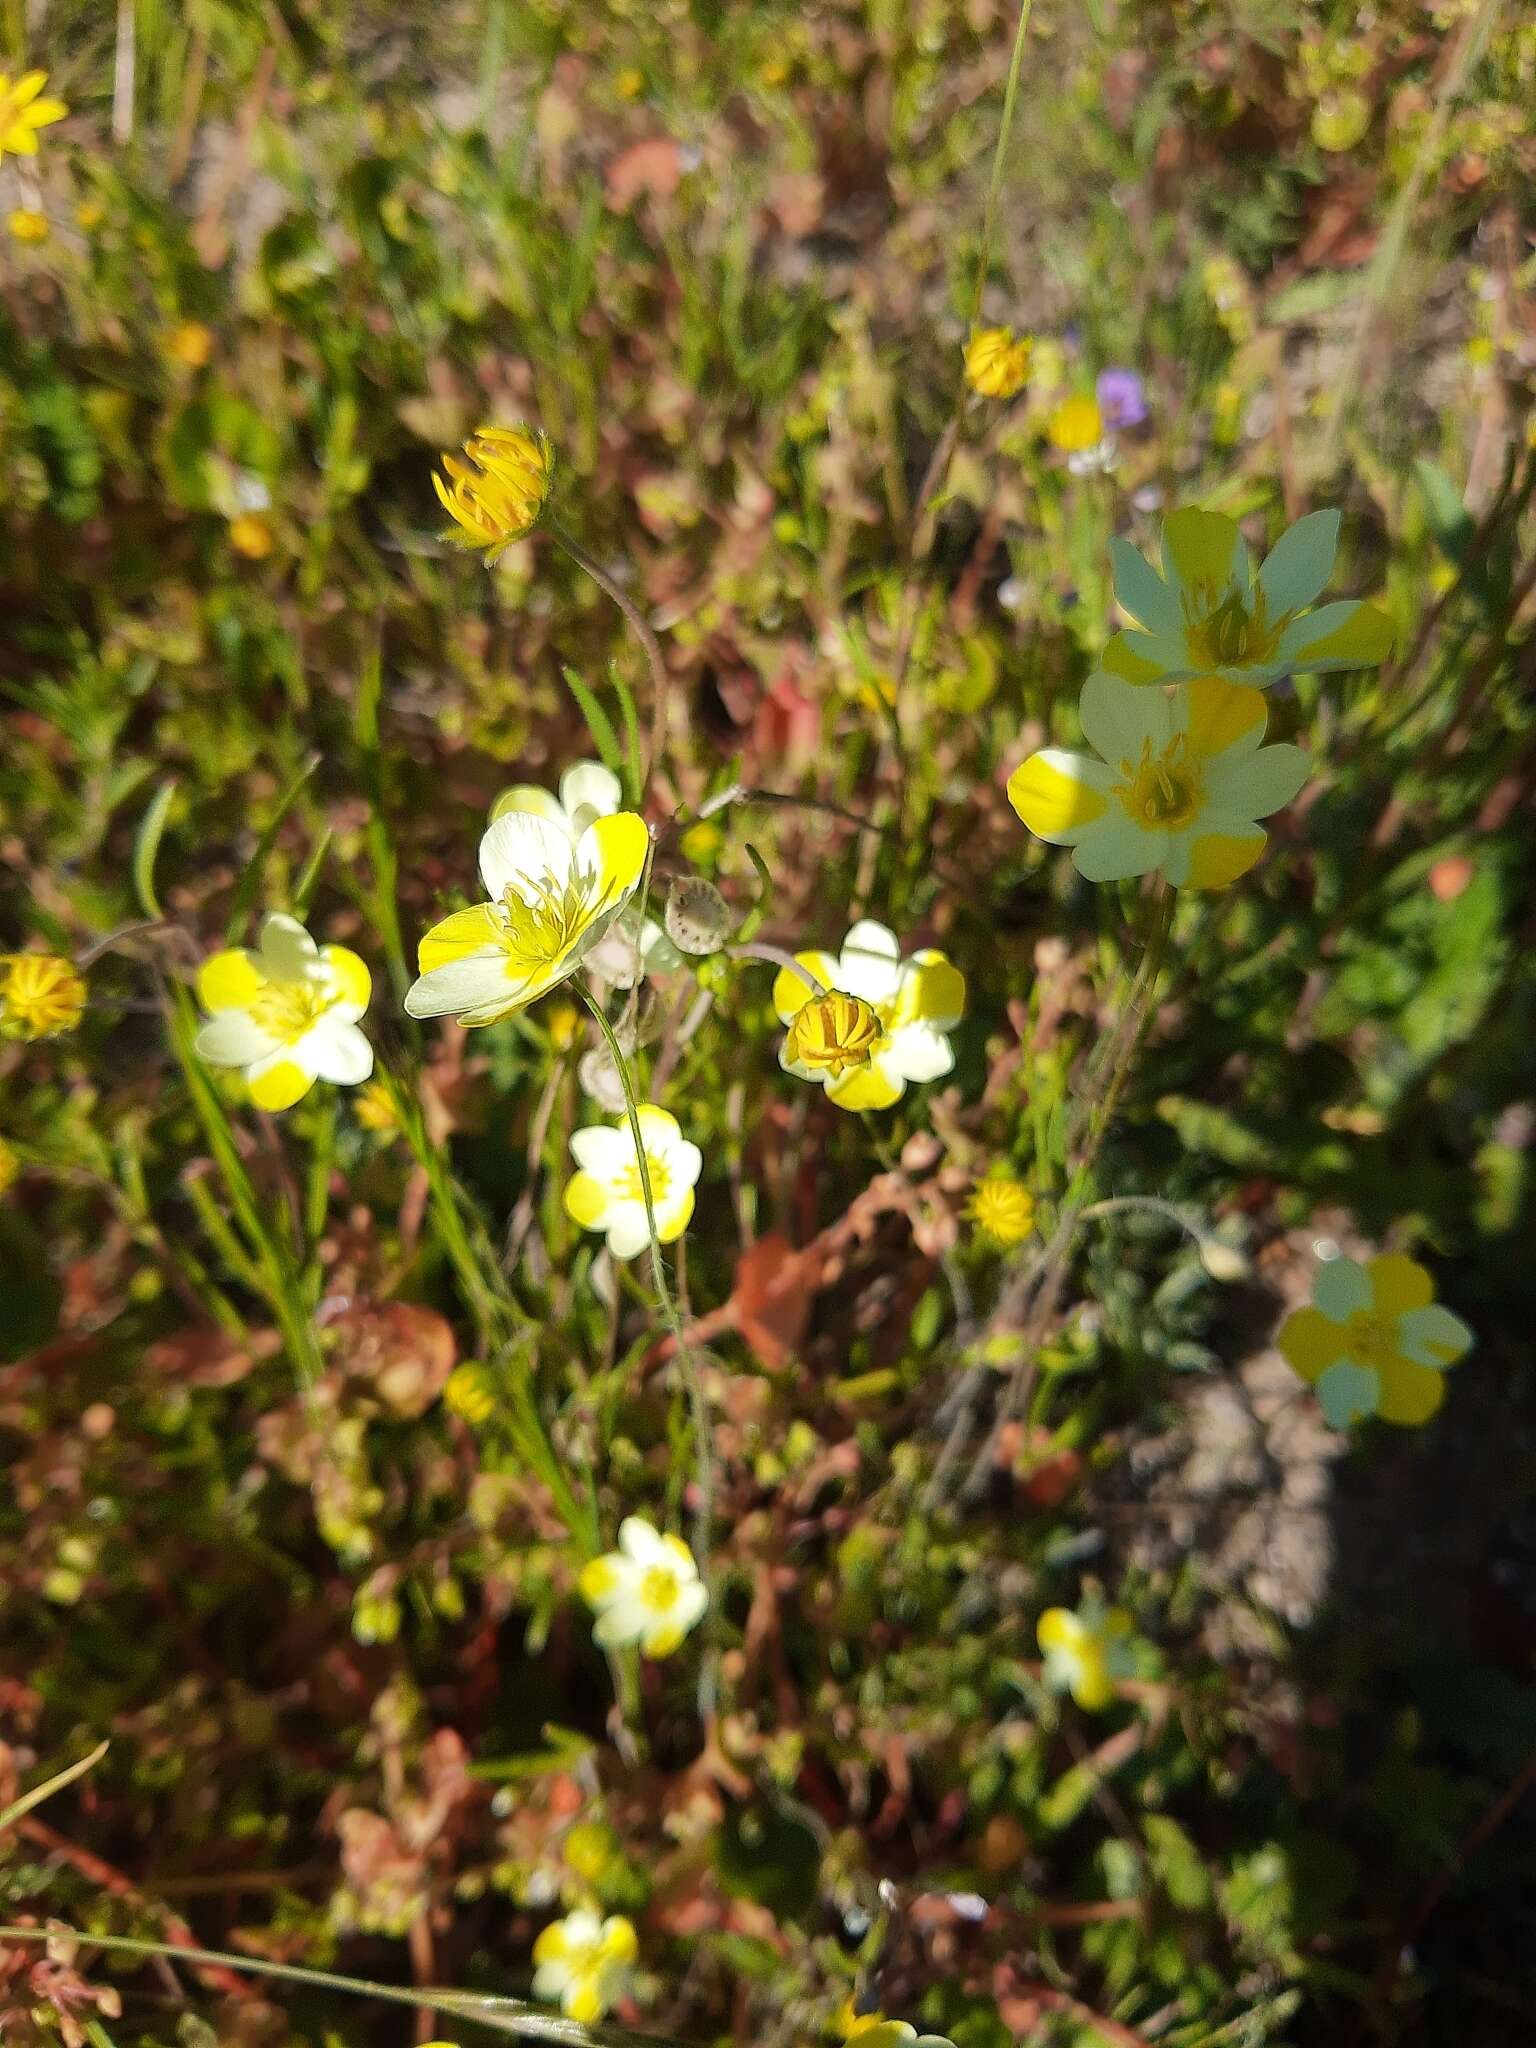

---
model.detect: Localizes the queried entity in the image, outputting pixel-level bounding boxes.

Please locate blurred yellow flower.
[229,512,276,559]
[74,198,105,231]
[775,921,964,1111]
[579,1517,707,1658]
[0,70,67,163]
[0,954,86,1041]
[1038,1598,1135,1711]
[531,1909,637,2021]
[969,1173,1035,1246]
[563,1106,702,1260]
[7,208,49,244]
[353,1078,399,1133]
[965,325,1032,399]
[443,1363,497,1424]
[1277,1253,1473,1427]
[434,424,553,563]
[1047,394,1104,454]
[195,913,373,1113]
[165,320,215,368]
[615,66,646,98]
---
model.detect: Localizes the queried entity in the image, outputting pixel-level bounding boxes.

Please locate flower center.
[640,1564,681,1612]
[1,954,87,1040]
[1114,736,1202,828]
[497,869,613,978]
[785,990,883,1075]
[251,979,335,1043]
[620,1154,672,1205]
[1342,1309,1399,1372]
[1183,583,1283,668]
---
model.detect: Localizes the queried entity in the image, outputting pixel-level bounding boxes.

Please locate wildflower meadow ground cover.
[2,3,1535,2045]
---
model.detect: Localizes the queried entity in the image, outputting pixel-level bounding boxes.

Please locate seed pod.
[664,876,732,955]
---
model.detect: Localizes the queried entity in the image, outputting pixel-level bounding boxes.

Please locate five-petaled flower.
[0,70,67,163]
[965,326,1032,399]
[195,913,373,1111]
[404,806,648,1027]
[563,1105,703,1260]
[530,1909,638,2022]
[774,920,966,1111]
[434,424,553,562]
[1008,672,1308,889]
[1277,1253,1472,1428]
[968,1173,1036,1246]
[579,1517,707,1658]
[1038,1597,1135,1711]
[0,953,87,1041]
[1105,508,1392,688]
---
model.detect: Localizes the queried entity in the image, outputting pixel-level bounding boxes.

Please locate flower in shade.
[1047,394,1104,454]
[531,1909,638,2022]
[1095,367,1147,431]
[0,954,86,1041]
[1277,1253,1472,1428]
[578,1517,707,1658]
[404,806,648,1027]
[1105,507,1393,688]
[968,1173,1035,1246]
[965,326,1032,399]
[434,424,553,562]
[774,921,965,1111]
[1007,672,1307,889]
[7,207,48,244]
[0,71,67,162]
[563,1106,702,1260]
[195,914,373,1112]
[1038,1597,1135,1711]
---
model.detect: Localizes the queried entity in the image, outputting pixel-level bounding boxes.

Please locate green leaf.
[132,780,178,921]
[561,667,624,781]
[226,754,321,942]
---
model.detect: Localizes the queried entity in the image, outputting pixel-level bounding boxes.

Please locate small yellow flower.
[433,424,553,563]
[969,1174,1035,1246]
[545,1001,582,1051]
[228,512,276,559]
[353,1078,399,1133]
[1038,1599,1135,1711]
[531,1910,637,2022]
[0,954,87,1041]
[679,818,724,866]
[784,989,881,1078]
[615,66,646,98]
[578,1517,707,1658]
[965,325,1032,399]
[1047,394,1104,454]
[165,320,215,369]
[0,71,68,163]
[7,208,49,245]
[195,913,373,1112]
[443,1363,497,1424]
[1277,1252,1473,1428]
[564,1106,703,1261]
[0,1136,18,1196]
[775,922,965,1111]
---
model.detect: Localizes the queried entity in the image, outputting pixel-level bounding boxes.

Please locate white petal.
[1204,743,1309,820]
[1078,671,1172,770]
[571,1124,636,1179]
[259,913,320,981]
[1108,536,1182,636]
[1313,1255,1370,1319]
[302,1018,373,1085]
[669,1138,703,1191]
[1316,1360,1379,1428]
[1258,510,1339,617]
[1397,1304,1473,1368]
[404,954,517,1019]
[559,761,623,829]
[606,1205,655,1260]
[196,1012,280,1066]
[883,1022,955,1083]
[1071,814,1165,882]
[837,919,903,1005]
[592,1602,645,1649]
[479,811,576,903]
[618,1517,665,1562]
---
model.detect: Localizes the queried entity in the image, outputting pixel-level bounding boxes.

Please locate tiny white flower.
[563,1106,702,1261]
[195,913,372,1112]
[578,1516,707,1659]
[772,920,966,1112]
[530,1909,638,2022]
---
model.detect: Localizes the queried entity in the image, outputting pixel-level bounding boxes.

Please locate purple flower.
[1095,368,1147,432]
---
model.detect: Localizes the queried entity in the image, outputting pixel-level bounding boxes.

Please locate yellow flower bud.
[968,1174,1035,1246]
[784,990,881,1077]
[965,325,1032,399]
[433,424,554,563]
[0,953,87,1041]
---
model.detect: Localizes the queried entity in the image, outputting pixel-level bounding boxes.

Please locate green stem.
[969,0,1037,329]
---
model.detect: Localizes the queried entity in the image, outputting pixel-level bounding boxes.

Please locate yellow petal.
[532,1923,570,1964]
[1182,830,1265,889]
[566,1983,603,2023]
[600,1920,639,1963]
[417,903,504,974]
[1163,508,1241,591]
[1071,1653,1115,1711]
[896,951,966,1029]
[584,811,648,897]
[563,1172,613,1232]
[197,948,264,1013]
[772,952,836,1023]
[1375,1355,1445,1426]
[1276,1306,1345,1384]
[322,944,372,1011]
[248,1058,313,1112]
[825,1057,905,1111]
[1183,674,1266,759]
[578,1556,622,1605]
[1037,1608,1081,1655]
[1102,631,1175,684]
[1007,751,1109,839]
[1366,1253,1433,1317]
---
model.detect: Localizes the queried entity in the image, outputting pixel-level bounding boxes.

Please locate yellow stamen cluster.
[1115,735,1201,828]
[1183,583,1283,669]
[498,870,612,977]
[965,326,1032,399]
[433,424,554,561]
[784,990,881,1077]
[0,954,87,1041]
[968,1174,1036,1246]
[251,979,335,1044]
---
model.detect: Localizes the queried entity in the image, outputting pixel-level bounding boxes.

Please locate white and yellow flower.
[563,1105,702,1260]
[1277,1252,1473,1428]
[404,807,648,1027]
[1038,1597,1135,1712]
[1105,507,1392,688]
[530,1909,637,2022]
[195,914,372,1112]
[578,1517,707,1658]
[772,920,965,1112]
[1007,672,1308,889]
